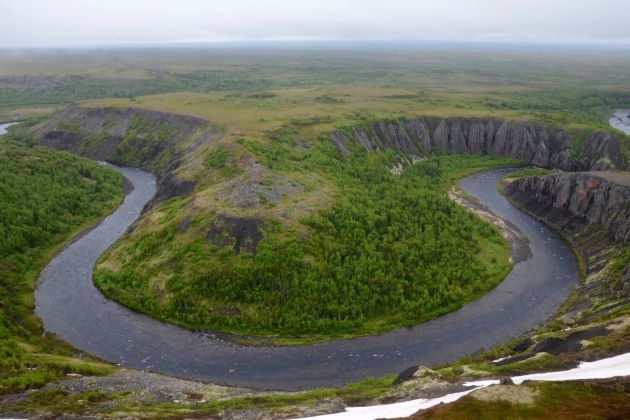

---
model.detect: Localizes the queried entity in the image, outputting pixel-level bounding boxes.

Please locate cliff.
[505,171,630,316]
[30,105,215,204]
[329,118,626,171]
[505,172,630,244]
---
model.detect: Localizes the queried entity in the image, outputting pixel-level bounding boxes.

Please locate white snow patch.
[294,352,630,420]
[296,386,489,420]
[512,352,630,385]
[463,379,500,387]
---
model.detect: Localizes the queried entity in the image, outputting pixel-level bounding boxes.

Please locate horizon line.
[2,37,630,50]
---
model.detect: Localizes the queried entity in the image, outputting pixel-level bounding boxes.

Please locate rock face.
[207,215,263,255]
[34,105,206,170]
[329,118,626,170]
[505,173,630,243]
[32,105,212,204]
[506,172,630,307]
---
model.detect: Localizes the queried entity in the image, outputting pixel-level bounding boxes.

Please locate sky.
[2,0,630,47]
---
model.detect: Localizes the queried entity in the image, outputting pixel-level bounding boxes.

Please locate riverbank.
[32,166,578,390]
[0,136,125,395]
[5,165,629,418]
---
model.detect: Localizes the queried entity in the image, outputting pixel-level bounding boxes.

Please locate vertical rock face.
[331,118,627,171]
[505,173,630,243]
[580,132,624,171]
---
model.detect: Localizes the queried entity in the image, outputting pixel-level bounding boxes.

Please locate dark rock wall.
[329,118,626,170]
[506,173,630,244]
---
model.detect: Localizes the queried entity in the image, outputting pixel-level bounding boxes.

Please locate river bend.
[35,166,578,390]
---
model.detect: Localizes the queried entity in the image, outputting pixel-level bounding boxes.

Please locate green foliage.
[74,375,395,417]
[418,380,630,419]
[482,88,630,128]
[108,116,177,174]
[5,388,117,415]
[95,151,515,340]
[0,139,122,393]
[504,167,558,179]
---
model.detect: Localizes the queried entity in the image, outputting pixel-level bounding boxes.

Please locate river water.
[610,109,630,135]
[0,122,16,135]
[34,165,578,390]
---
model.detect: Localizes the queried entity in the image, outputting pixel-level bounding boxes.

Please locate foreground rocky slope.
[329,118,627,170]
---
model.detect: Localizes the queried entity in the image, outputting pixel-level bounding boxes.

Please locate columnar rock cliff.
[329,118,626,170]
[506,173,630,244]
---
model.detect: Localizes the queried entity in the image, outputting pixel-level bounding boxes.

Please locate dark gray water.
[35,166,578,390]
[610,109,630,135]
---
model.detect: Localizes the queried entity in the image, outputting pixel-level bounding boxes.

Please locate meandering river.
[34,164,578,390]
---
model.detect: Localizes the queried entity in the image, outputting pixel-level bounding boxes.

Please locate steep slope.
[503,171,629,344]
[506,172,630,244]
[30,105,216,204]
[329,118,626,170]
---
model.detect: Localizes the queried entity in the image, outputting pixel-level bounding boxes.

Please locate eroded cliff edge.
[30,105,220,205]
[329,118,627,170]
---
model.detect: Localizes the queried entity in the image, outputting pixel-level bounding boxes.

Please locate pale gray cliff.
[329,118,626,170]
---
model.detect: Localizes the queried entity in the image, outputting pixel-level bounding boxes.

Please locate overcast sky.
[2,0,630,47]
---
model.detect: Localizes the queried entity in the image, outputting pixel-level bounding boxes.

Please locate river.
[34,165,578,390]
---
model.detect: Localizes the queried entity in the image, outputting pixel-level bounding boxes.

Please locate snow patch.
[295,352,630,420]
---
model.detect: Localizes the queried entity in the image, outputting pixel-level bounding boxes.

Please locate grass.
[503,167,559,179]
[414,380,630,419]
[101,375,395,418]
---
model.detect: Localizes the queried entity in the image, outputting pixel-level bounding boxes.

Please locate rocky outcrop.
[207,215,263,255]
[505,173,630,243]
[329,118,626,170]
[31,105,213,204]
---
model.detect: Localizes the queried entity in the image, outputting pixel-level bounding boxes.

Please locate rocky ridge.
[329,118,626,170]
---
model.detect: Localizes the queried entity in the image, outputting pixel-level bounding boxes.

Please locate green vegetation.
[415,380,630,419]
[5,388,124,416]
[0,137,123,394]
[1,374,395,417]
[123,375,394,416]
[2,48,630,130]
[503,167,559,179]
[2,47,629,417]
[95,143,518,341]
